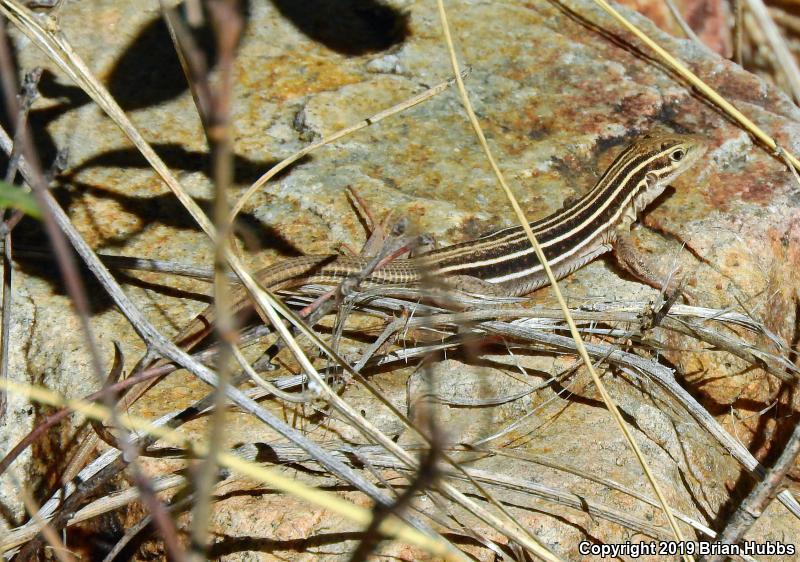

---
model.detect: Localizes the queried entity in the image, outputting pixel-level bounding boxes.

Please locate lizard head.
[640,133,707,182]
[621,133,707,215]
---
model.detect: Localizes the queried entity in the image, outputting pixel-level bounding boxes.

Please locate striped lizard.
[171,132,705,347]
[61,133,706,480]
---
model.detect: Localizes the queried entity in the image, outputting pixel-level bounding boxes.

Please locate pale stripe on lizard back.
[250,134,706,298]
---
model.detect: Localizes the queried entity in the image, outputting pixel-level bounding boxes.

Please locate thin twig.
[734,0,744,65]
[15,456,128,560]
[0,18,104,386]
[0,220,10,419]
[0,361,173,478]
[0,58,42,423]
[349,402,441,562]
[11,245,225,281]
[17,482,76,562]
[229,68,472,222]
[178,1,243,557]
[160,0,213,131]
[744,0,800,104]
[663,0,703,45]
[702,417,800,562]
[0,22,181,560]
[102,495,195,562]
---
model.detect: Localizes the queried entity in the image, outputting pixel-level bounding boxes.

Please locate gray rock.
[3,0,799,558]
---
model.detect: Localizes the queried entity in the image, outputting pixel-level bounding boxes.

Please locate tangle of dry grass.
[0,0,799,560]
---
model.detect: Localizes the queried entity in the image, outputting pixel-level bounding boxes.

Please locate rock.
[3,0,799,558]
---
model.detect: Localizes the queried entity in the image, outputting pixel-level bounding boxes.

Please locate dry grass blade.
[0,377,469,562]
[703,419,800,561]
[744,0,800,104]
[734,0,744,64]
[663,0,702,44]
[0,20,186,559]
[587,0,800,173]
[166,1,245,557]
[0,360,174,480]
[0,224,10,419]
[661,320,797,383]
[481,447,716,536]
[16,483,76,562]
[0,68,39,420]
[0,475,186,552]
[230,68,472,223]
[436,0,690,556]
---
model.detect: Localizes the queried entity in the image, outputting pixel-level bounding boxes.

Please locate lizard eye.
[670,148,686,162]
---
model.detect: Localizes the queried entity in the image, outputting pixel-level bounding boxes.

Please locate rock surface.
[2,0,800,559]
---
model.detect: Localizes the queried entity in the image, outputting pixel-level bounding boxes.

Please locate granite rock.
[2,0,800,559]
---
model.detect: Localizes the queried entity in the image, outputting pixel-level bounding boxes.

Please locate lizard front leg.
[611,226,693,299]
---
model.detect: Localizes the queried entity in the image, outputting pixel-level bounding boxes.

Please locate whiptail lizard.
[171,132,705,345]
[61,132,706,480]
